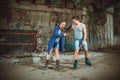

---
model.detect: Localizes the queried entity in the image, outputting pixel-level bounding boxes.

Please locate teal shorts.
[74,38,88,50]
[53,41,60,49]
[53,38,60,49]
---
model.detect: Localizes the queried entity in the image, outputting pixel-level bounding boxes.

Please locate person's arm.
[64,25,73,33]
[53,26,64,37]
[83,24,87,41]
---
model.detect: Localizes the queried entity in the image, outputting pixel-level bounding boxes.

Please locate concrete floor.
[0,51,120,80]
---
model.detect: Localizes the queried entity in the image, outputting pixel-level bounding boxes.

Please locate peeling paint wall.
[1,2,83,51]
[0,0,119,52]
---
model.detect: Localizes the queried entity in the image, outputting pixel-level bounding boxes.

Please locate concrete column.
[105,7,114,46]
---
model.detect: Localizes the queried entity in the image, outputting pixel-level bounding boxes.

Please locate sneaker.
[56,60,60,69]
[73,60,78,69]
[85,58,92,66]
[44,60,49,68]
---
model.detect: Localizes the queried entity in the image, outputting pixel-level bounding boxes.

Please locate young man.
[44,21,66,69]
[67,16,92,69]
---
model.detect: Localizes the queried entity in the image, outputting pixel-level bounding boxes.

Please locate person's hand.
[61,32,66,36]
[82,40,86,45]
[64,33,66,36]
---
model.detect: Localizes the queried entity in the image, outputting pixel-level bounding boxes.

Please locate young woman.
[44,21,66,69]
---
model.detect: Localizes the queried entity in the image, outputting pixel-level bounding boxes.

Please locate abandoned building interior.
[0,0,120,80]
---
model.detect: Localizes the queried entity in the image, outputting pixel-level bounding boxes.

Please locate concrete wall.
[0,1,118,51]
[1,2,84,51]
[86,6,114,50]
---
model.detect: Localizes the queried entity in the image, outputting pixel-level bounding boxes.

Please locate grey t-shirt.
[73,23,83,39]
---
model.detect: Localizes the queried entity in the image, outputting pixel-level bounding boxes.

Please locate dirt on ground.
[0,51,120,80]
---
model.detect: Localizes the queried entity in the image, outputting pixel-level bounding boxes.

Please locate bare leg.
[44,49,53,68]
[74,49,79,60]
[46,49,53,60]
[55,48,60,68]
[55,48,59,60]
[84,50,88,58]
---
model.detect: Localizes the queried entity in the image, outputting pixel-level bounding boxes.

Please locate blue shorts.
[74,38,88,50]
